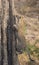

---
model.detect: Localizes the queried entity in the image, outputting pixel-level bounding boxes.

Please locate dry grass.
[18,53,29,65]
[18,16,39,65]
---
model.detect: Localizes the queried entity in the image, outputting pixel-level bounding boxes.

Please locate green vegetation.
[24,43,39,59]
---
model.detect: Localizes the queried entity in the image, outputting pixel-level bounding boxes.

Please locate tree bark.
[8,0,20,65]
[0,0,21,65]
[1,0,9,65]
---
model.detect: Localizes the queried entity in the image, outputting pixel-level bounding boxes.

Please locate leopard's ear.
[16,15,21,19]
[15,15,21,23]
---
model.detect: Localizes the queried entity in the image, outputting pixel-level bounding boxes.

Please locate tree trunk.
[0,0,20,65]
[1,0,8,65]
[8,0,20,65]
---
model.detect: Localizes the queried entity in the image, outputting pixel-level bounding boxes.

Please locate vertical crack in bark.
[1,26,4,65]
[1,0,5,65]
[7,20,13,65]
[7,1,13,65]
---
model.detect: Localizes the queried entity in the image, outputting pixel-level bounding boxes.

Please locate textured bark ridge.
[0,0,20,65]
[1,0,9,65]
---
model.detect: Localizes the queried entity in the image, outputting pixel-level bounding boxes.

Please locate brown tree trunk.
[0,0,20,65]
[1,0,9,65]
[8,0,20,65]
